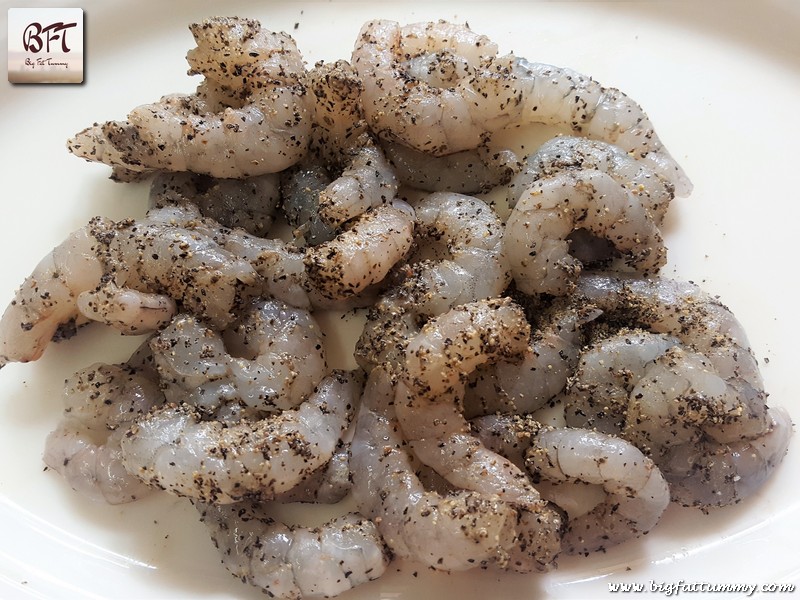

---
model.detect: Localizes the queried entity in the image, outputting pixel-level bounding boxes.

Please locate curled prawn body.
[472,414,670,555]
[507,136,675,224]
[44,349,165,504]
[119,370,362,504]
[566,272,792,507]
[68,17,313,179]
[0,223,107,366]
[505,169,666,296]
[150,299,327,414]
[352,20,691,195]
[197,501,389,599]
[394,299,564,572]
[350,367,523,572]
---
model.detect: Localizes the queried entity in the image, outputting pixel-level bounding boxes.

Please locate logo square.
[8,8,84,84]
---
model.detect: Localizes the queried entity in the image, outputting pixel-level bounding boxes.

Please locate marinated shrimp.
[120,371,362,504]
[507,136,675,224]
[68,17,312,178]
[465,300,601,418]
[316,135,399,229]
[150,299,327,414]
[149,171,280,237]
[505,170,666,296]
[306,59,369,165]
[395,299,564,571]
[352,21,691,195]
[304,201,414,300]
[566,272,792,507]
[351,366,522,571]
[354,192,509,372]
[197,501,388,599]
[0,223,106,366]
[384,141,520,194]
[472,415,670,554]
[44,349,164,504]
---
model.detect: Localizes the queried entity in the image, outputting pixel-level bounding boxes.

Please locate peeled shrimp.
[197,501,388,599]
[352,21,691,195]
[0,222,106,366]
[354,192,509,372]
[307,60,368,165]
[120,370,361,504]
[384,141,521,194]
[352,20,501,156]
[566,272,792,507]
[465,300,601,418]
[351,367,521,571]
[68,17,312,178]
[43,350,164,504]
[316,135,399,229]
[527,426,670,554]
[304,201,414,300]
[507,135,675,223]
[151,299,327,414]
[395,299,564,571]
[505,170,666,296]
[472,414,669,554]
[149,171,280,237]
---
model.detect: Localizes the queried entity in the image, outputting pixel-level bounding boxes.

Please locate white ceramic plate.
[1,2,799,598]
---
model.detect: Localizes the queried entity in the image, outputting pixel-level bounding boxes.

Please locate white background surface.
[1,1,799,598]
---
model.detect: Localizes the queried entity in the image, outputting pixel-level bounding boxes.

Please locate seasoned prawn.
[149,171,280,237]
[465,300,601,418]
[472,414,670,554]
[566,272,792,507]
[395,299,564,571]
[43,349,164,504]
[316,135,399,229]
[68,17,312,178]
[505,170,666,296]
[120,370,362,504]
[0,222,106,366]
[304,201,414,300]
[384,141,520,194]
[197,501,388,599]
[307,59,368,165]
[352,20,691,195]
[351,367,521,571]
[507,135,675,223]
[151,299,327,414]
[355,192,509,372]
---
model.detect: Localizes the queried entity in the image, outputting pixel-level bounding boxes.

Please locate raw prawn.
[350,366,522,571]
[43,348,164,504]
[506,135,675,224]
[566,272,792,507]
[150,298,327,414]
[197,501,388,599]
[384,141,520,194]
[465,300,601,418]
[395,299,564,571]
[354,192,509,372]
[352,21,691,195]
[304,201,414,300]
[149,171,280,237]
[120,371,362,504]
[504,170,666,296]
[472,415,670,554]
[68,17,312,178]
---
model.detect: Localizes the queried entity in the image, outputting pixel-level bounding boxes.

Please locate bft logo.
[23,21,78,54]
[8,8,84,84]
